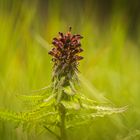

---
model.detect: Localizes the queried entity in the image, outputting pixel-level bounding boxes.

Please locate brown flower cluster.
[49,27,83,66]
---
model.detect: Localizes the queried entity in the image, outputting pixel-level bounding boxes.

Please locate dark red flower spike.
[49,27,83,81]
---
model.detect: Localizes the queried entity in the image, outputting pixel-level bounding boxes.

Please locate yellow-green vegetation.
[0,0,140,140]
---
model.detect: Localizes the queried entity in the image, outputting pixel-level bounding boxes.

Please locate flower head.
[49,27,83,81]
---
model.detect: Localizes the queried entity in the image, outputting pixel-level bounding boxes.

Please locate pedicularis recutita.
[0,28,127,140]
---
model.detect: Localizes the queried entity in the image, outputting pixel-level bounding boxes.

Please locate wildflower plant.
[0,28,127,140]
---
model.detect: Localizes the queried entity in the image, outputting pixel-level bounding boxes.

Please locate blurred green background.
[0,0,140,139]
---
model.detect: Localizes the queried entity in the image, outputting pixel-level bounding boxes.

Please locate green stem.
[59,104,67,140]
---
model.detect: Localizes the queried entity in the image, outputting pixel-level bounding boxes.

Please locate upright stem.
[59,104,67,140]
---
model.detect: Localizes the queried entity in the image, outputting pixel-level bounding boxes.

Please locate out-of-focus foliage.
[0,0,140,140]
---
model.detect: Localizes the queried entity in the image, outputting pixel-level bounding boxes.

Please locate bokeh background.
[0,0,140,140]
